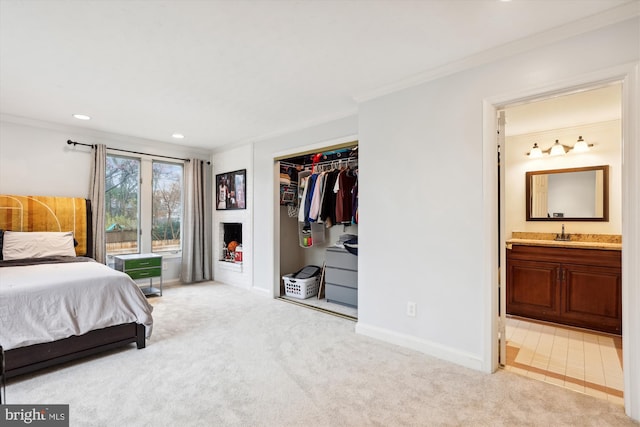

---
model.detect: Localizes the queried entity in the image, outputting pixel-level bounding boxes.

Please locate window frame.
[105,150,184,260]
[105,154,141,257]
[151,159,184,255]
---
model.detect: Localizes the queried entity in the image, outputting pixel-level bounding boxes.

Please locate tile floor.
[504,316,624,405]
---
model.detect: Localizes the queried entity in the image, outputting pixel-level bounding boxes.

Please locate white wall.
[212,143,253,288]
[506,120,622,236]
[0,119,92,197]
[354,17,638,372]
[0,115,211,282]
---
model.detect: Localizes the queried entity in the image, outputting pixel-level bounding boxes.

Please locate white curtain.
[181,159,213,283]
[90,144,107,263]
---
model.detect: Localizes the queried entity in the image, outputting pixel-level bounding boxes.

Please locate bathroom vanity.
[506,234,621,335]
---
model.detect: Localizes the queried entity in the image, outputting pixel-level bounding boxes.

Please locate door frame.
[482,62,639,418]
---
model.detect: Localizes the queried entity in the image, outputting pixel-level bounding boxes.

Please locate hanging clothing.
[335,169,357,225]
[320,169,340,227]
[298,175,310,223]
[308,172,325,222]
[351,177,358,224]
[303,173,318,224]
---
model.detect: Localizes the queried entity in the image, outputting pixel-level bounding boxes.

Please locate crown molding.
[353,2,640,103]
[0,113,212,158]
[212,107,358,154]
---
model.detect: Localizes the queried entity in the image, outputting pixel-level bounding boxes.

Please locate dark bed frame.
[2,199,147,379]
[4,323,146,378]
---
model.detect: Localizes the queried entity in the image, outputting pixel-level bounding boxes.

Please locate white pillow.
[2,231,76,260]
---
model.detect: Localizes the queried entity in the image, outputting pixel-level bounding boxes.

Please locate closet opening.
[275,141,359,320]
[499,82,624,405]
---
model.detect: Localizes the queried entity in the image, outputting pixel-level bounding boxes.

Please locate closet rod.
[273,140,358,162]
[313,157,358,168]
[279,161,299,167]
[66,140,211,164]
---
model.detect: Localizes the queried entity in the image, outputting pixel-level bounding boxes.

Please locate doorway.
[498,83,623,404]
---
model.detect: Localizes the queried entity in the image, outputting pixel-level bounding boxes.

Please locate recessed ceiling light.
[73,114,91,120]
[172,133,185,139]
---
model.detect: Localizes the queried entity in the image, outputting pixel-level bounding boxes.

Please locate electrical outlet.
[407,302,417,317]
[162,262,168,271]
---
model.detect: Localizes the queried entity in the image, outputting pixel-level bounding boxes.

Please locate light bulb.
[529,143,543,159]
[572,136,589,153]
[549,140,565,156]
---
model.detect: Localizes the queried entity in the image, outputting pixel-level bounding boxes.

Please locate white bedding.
[0,259,153,350]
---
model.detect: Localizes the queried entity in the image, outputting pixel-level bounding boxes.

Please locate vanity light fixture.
[73,114,91,120]
[171,133,185,139]
[527,136,594,158]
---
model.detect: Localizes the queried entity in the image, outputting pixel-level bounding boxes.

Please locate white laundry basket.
[282,274,320,299]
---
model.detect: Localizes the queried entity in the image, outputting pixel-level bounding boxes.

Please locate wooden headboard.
[0,195,92,257]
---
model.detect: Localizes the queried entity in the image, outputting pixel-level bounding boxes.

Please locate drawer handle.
[138,272,150,276]
[139,262,150,266]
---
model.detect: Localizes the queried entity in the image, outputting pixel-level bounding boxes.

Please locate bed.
[0,195,153,378]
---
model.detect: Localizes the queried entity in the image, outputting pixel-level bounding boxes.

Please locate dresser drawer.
[325,267,357,288]
[127,267,162,280]
[326,283,358,308]
[325,247,357,271]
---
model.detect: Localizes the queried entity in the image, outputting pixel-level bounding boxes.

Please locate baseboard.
[355,322,484,371]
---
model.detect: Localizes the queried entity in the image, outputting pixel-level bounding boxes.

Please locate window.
[105,154,183,258]
[106,155,140,255]
[152,161,183,252]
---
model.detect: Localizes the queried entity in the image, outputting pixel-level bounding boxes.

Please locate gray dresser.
[325,247,358,307]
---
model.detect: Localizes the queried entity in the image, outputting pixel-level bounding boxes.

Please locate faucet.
[555,224,571,241]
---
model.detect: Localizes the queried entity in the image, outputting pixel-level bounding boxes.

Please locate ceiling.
[504,83,622,137]
[0,0,634,151]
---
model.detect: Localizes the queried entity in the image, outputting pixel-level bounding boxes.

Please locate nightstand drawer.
[124,257,161,269]
[127,267,162,280]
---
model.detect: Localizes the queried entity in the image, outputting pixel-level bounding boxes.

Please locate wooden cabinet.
[114,253,163,297]
[506,244,621,334]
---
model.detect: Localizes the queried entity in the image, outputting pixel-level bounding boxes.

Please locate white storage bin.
[282,274,320,299]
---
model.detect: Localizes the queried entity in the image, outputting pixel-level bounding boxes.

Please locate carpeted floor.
[5,282,638,426]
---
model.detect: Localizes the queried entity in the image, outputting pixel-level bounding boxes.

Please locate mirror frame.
[526,165,609,222]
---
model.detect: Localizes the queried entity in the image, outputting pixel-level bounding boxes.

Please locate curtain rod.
[66,140,211,164]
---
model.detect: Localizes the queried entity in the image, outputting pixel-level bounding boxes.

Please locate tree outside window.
[105,155,140,255]
[152,161,183,252]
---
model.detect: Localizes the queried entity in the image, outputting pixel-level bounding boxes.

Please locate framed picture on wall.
[216,169,246,210]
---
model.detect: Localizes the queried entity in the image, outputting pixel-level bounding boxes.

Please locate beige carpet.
[5,282,637,426]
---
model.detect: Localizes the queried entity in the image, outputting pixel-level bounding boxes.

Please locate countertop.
[506,232,622,251]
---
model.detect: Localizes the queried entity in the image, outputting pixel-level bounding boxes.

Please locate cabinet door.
[561,264,622,334]
[507,258,561,321]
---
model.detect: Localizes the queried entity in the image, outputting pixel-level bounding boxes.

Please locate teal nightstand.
[114,253,163,296]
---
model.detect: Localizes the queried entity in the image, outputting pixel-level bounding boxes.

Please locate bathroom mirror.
[526,165,609,221]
